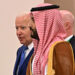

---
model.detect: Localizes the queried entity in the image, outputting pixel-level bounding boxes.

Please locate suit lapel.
[69,36,75,42]
[69,35,75,59]
[18,48,34,75]
[13,46,24,75]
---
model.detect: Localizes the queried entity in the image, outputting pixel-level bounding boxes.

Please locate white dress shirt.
[64,35,73,41]
[25,42,34,58]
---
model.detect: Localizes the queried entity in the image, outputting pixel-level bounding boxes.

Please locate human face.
[15,15,32,46]
[29,15,39,40]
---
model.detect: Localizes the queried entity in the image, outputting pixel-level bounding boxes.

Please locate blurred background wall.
[44,0,75,35]
[0,0,43,75]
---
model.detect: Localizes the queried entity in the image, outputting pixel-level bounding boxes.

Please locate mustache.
[30,27,39,40]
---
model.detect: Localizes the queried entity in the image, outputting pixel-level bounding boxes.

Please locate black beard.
[30,27,39,40]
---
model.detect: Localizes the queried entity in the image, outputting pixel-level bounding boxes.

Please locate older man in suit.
[60,10,75,59]
[13,13,34,75]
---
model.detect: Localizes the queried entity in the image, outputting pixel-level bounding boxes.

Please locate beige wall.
[44,0,75,35]
[0,0,43,75]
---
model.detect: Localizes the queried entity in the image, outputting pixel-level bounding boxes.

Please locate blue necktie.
[19,46,28,68]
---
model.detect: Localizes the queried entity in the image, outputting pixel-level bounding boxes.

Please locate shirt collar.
[65,35,73,41]
[28,42,34,50]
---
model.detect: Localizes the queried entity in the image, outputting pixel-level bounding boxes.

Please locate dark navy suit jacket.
[13,45,34,75]
[69,36,75,59]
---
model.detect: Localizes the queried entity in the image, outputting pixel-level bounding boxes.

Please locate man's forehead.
[16,14,31,23]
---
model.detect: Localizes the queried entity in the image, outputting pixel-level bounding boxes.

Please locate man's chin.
[20,41,24,44]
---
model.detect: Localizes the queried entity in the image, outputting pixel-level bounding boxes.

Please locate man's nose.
[17,28,22,35]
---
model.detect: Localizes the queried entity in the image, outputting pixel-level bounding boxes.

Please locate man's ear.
[28,17,36,30]
[64,22,71,30]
